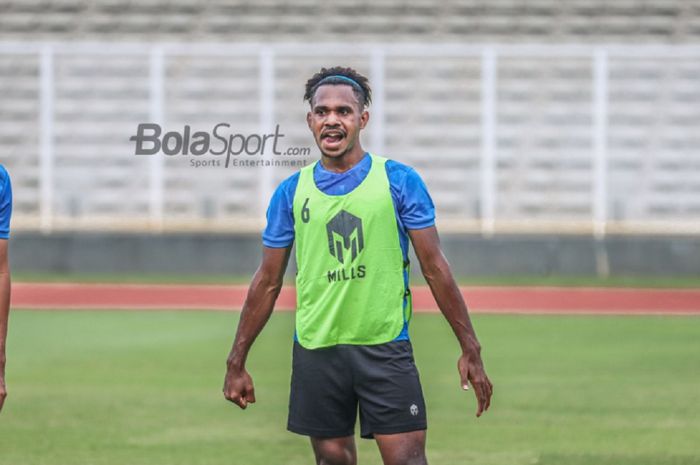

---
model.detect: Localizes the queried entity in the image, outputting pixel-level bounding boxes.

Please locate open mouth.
[321,130,345,148]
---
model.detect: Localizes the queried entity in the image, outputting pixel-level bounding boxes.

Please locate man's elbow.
[257,270,284,296]
[267,279,283,296]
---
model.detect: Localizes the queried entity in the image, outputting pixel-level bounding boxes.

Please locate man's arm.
[408,226,493,417]
[223,245,292,409]
[0,239,10,412]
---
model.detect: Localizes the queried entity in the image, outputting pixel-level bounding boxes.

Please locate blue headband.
[314,75,365,99]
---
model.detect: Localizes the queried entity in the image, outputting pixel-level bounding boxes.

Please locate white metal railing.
[2,42,700,235]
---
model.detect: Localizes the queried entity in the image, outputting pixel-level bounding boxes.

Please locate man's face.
[307,84,369,159]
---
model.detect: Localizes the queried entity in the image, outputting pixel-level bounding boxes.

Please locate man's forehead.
[311,84,360,107]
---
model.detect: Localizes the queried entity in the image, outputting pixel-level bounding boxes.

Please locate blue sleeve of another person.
[0,166,12,239]
[262,172,300,248]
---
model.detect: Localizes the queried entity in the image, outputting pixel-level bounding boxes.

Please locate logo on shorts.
[410,404,419,416]
[326,210,364,264]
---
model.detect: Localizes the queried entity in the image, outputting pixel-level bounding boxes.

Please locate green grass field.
[1,310,699,465]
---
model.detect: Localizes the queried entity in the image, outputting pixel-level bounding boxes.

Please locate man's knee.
[375,430,428,465]
[404,452,429,465]
[311,437,357,465]
[384,449,428,465]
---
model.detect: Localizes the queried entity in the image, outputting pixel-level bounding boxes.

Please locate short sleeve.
[261,172,299,248]
[0,168,12,240]
[398,167,435,230]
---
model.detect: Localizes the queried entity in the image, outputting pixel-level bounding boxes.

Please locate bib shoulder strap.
[369,153,388,166]
[297,160,317,187]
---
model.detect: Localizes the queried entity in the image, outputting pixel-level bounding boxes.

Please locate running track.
[11,283,700,315]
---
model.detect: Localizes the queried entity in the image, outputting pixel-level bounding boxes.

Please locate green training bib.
[292,154,409,349]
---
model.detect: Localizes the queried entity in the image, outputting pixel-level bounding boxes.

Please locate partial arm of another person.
[223,245,292,409]
[0,239,10,412]
[408,226,493,417]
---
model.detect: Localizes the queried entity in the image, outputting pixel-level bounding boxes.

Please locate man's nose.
[324,111,339,125]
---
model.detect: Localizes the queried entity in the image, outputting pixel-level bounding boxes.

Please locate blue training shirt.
[263,152,436,342]
[0,165,12,240]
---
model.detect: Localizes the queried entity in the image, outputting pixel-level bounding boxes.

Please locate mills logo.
[326,210,364,264]
[325,210,366,282]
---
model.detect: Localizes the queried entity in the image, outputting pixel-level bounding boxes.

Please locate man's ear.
[306,111,312,130]
[359,110,370,129]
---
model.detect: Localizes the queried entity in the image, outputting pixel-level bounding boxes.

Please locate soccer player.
[223,66,492,465]
[0,164,12,413]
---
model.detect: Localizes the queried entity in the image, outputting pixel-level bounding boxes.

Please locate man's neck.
[320,147,367,173]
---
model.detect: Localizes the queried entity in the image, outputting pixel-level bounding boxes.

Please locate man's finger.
[472,382,482,416]
[246,388,256,404]
[457,359,469,390]
[476,394,485,417]
[224,390,238,403]
[473,380,487,417]
[486,379,494,411]
[483,384,491,412]
[478,378,493,414]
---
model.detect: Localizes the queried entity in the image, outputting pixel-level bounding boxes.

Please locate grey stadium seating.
[1,0,699,234]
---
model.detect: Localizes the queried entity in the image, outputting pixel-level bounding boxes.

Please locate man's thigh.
[287,342,357,438]
[351,340,428,439]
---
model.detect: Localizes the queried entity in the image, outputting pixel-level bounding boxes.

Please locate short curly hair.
[303,66,372,109]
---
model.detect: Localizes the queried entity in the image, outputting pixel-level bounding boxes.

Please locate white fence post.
[259,47,275,218]
[39,44,54,234]
[149,46,165,230]
[370,49,386,156]
[592,49,609,239]
[480,48,497,236]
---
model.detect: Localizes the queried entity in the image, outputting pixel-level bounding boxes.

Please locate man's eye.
[340,109,349,115]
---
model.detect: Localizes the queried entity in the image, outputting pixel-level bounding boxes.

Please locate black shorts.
[287,340,427,439]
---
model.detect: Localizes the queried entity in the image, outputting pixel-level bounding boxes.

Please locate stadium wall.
[10,232,700,277]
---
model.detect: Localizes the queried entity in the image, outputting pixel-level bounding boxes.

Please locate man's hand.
[223,366,256,409]
[458,349,493,417]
